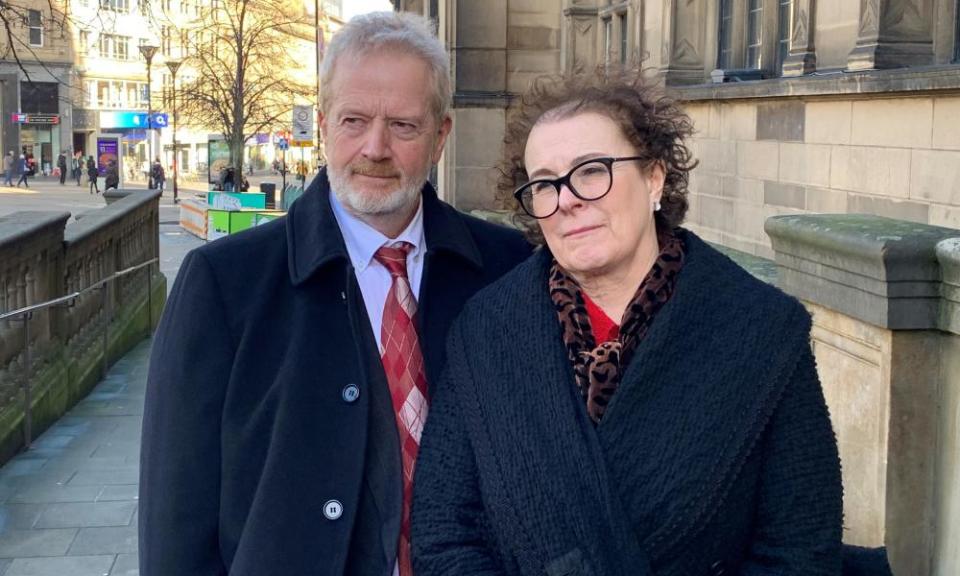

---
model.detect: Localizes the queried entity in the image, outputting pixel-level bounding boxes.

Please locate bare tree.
[171,0,314,178]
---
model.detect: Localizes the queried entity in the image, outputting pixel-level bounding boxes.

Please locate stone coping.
[937,238,960,335]
[0,211,71,250]
[65,190,160,245]
[670,65,960,102]
[766,214,960,332]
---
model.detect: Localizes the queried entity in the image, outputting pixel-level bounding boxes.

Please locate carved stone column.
[661,0,708,85]
[847,0,935,71]
[561,0,600,72]
[782,0,817,76]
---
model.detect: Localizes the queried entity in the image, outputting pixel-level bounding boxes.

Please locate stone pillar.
[781,0,817,76]
[660,0,708,84]
[846,0,935,71]
[561,0,599,72]
[765,214,960,576]
[934,239,960,575]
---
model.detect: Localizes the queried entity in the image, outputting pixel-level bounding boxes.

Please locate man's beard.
[327,156,431,217]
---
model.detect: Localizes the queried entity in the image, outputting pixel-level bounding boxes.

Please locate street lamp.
[138,44,158,189]
[166,59,182,204]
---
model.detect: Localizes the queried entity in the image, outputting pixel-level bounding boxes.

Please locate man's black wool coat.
[139,169,529,576]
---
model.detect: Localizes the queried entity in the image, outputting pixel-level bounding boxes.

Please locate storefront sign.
[99,111,170,129]
[11,113,60,125]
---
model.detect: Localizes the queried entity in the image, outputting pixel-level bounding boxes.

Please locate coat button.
[342,384,360,403]
[323,499,343,520]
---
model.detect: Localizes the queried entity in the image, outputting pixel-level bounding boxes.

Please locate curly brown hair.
[496,67,698,244]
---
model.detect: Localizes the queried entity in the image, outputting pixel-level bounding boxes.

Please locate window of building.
[161,26,172,56]
[955,0,960,62]
[100,0,130,13]
[778,0,792,68]
[619,12,628,64]
[718,0,734,69]
[745,0,763,69]
[180,30,189,57]
[28,10,43,47]
[162,0,172,11]
[98,34,131,60]
[87,79,149,108]
[603,17,613,65]
[80,30,89,53]
[139,0,149,16]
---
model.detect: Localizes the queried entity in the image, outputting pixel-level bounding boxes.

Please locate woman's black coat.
[412,230,845,576]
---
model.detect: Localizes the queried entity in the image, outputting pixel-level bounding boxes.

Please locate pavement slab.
[0,187,203,575]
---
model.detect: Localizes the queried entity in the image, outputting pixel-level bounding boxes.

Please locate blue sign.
[277,137,289,150]
[99,111,170,129]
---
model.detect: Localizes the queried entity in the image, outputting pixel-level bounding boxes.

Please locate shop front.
[13,113,61,175]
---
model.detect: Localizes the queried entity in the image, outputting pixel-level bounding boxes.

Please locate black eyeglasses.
[513,156,647,219]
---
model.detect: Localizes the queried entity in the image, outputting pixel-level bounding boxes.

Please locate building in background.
[0,0,76,174]
[397,0,960,255]
[1,0,343,182]
[396,2,960,576]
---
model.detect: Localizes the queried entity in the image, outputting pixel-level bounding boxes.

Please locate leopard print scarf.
[549,229,685,424]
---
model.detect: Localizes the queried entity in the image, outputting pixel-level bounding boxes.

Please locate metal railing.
[0,258,158,449]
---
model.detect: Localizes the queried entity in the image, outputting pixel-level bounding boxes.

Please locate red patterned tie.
[374,242,429,576]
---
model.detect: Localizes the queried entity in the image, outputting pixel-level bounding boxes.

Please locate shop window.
[28,10,42,47]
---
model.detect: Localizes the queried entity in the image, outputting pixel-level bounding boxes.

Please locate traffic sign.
[277,137,289,150]
[292,105,314,141]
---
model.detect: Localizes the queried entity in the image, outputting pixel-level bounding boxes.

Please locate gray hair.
[320,11,451,123]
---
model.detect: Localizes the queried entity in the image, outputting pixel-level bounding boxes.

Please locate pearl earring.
[653,201,661,212]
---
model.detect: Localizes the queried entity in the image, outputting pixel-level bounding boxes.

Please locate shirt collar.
[328,187,425,273]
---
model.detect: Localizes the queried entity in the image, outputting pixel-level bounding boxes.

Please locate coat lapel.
[594,230,811,562]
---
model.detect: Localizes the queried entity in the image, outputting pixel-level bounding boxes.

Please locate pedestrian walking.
[87,156,99,194]
[57,152,67,185]
[104,161,120,190]
[15,154,31,188]
[3,151,14,186]
[72,151,83,185]
[151,159,166,194]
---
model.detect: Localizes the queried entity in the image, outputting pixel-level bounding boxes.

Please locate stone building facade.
[395,2,960,575]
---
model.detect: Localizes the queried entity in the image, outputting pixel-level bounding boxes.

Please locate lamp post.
[138,44,158,189]
[166,59,182,204]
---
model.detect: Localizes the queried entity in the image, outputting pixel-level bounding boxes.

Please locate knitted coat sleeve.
[740,344,844,576]
[412,319,508,576]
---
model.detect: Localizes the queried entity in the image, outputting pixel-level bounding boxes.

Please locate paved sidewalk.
[0,203,205,574]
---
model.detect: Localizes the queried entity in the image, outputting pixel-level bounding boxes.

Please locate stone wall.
[683,92,960,259]
[0,192,165,465]
[767,214,960,576]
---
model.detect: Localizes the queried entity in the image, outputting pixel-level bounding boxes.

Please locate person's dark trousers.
[75,169,82,186]
[89,179,99,194]
[16,173,28,188]
[3,170,12,186]
[59,170,66,184]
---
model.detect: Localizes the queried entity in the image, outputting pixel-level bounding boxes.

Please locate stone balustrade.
[0,191,165,463]
[766,214,960,576]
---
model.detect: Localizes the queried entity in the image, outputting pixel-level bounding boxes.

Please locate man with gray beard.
[139,11,529,576]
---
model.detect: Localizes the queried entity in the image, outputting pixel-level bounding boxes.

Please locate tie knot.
[374,242,414,278]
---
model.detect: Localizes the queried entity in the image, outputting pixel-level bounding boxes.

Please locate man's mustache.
[351,162,400,178]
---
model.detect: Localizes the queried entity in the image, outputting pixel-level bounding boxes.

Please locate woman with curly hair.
[411,68,847,576]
